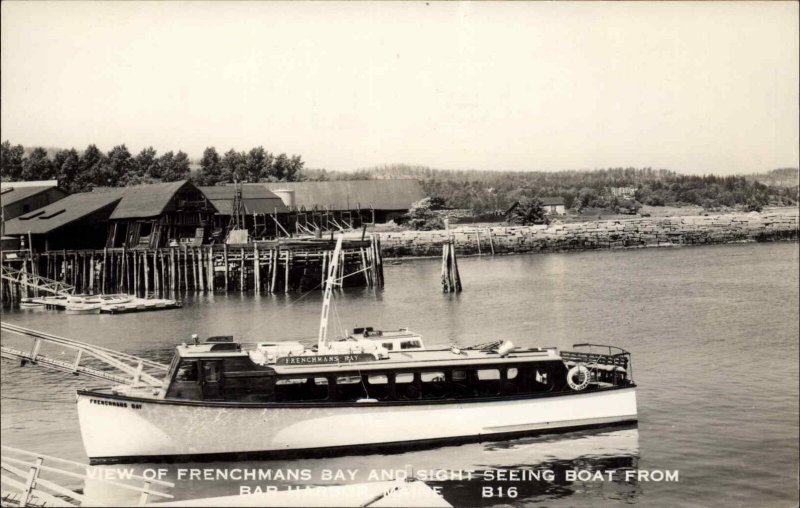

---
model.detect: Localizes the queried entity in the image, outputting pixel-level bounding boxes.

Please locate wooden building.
[3,191,124,251]
[3,180,216,251]
[263,179,425,227]
[1,181,68,226]
[198,184,289,241]
[540,197,566,215]
[104,181,216,248]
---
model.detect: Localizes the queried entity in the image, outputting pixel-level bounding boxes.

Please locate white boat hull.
[76,387,637,463]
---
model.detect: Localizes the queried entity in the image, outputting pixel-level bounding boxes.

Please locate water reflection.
[83,428,640,506]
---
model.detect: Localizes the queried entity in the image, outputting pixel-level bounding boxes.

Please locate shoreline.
[377,210,799,259]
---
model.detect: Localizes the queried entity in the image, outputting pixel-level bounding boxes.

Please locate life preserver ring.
[567,365,591,391]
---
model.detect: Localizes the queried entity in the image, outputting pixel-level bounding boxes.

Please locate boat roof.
[175,342,562,372]
[270,348,561,375]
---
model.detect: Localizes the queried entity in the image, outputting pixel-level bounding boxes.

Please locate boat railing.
[0,322,168,388]
[1,445,175,506]
[561,343,634,382]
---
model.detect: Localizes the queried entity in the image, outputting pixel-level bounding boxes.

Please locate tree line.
[306,164,797,212]
[0,141,304,193]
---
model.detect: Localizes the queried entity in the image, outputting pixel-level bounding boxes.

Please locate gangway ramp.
[0,265,75,296]
[0,322,168,388]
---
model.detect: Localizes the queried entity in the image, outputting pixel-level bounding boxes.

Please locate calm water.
[2,242,798,506]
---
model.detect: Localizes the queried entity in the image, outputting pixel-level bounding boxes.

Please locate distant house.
[1,180,69,228]
[505,197,567,220]
[262,179,425,223]
[4,180,216,250]
[610,186,637,200]
[540,197,566,215]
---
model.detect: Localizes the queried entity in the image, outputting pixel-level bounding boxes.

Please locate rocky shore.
[378,210,799,258]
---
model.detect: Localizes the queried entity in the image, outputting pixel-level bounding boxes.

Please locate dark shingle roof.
[198,185,289,215]
[262,180,425,211]
[0,184,63,207]
[540,197,565,206]
[103,180,191,219]
[3,191,123,235]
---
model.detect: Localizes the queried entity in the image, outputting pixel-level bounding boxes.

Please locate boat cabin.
[160,336,632,404]
[348,327,426,352]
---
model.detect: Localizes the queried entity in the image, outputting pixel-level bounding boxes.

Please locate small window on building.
[139,222,153,237]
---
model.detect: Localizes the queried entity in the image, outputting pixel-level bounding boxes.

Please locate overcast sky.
[2,1,798,174]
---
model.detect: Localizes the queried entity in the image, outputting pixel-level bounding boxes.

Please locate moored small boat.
[19,298,45,309]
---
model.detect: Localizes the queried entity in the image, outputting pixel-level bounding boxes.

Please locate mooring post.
[102,248,108,293]
[254,244,261,293]
[155,251,161,296]
[375,235,384,288]
[284,250,290,294]
[223,243,229,291]
[89,253,95,294]
[160,249,167,296]
[452,242,462,292]
[207,246,214,292]
[441,242,450,292]
[196,247,206,293]
[271,248,279,293]
[182,245,189,292]
[235,247,242,292]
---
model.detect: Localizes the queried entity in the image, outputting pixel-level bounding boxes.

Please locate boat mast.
[318,235,343,351]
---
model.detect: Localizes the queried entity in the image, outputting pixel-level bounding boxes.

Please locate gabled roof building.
[3,180,216,250]
[1,180,69,227]
[263,179,425,222]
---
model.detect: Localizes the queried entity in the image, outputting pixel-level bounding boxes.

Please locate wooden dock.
[1,236,384,299]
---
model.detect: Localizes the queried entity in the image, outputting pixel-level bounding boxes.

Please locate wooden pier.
[1,236,384,299]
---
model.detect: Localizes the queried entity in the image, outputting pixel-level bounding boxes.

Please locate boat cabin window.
[382,343,394,351]
[175,360,198,382]
[334,375,369,401]
[203,362,222,383]
[275,377,329,402]
[400,340,421,350]
[364,375,390,400]
[421,371,447,399]
[476,369,501,396]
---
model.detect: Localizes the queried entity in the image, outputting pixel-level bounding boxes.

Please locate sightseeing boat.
[72,238,637,464]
